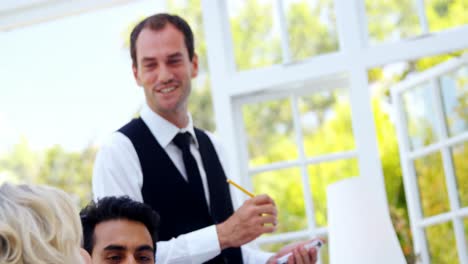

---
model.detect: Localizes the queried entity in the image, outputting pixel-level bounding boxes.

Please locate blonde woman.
[0,183,91,264]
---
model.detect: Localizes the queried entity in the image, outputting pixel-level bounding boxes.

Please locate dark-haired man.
[93,13,318,264]
[80,196,160,264]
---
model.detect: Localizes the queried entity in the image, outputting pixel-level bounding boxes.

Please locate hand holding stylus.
[276,240,323,264]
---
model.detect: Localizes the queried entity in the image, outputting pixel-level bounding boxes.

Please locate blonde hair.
[0,183,84,264]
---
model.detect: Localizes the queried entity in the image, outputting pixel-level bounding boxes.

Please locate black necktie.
[173,132,209,212]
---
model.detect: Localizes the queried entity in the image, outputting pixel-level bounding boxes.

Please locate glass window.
[228,0,340,70]
[425,0,468,33]
[285,0,339,61]
[228,0,281,70]
[308,158,359,227]
[300,88,355,157]
[452,142,468,207]
[365,0,421,44]
[414,152,450,217]
[243,97,297,167]
[252,167,307,232]
[259,240,290,254]
[319,238,330,264]
[425,222,458,263]
[380,53,468,263]
[402,82,439,150]
[440,66,468,137]
[465,218,468,252]
[241,78,358,262]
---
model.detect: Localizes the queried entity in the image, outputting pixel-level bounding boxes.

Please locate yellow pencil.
[227,179,255,198]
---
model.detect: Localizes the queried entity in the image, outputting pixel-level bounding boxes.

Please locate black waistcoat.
[118,118,243,264]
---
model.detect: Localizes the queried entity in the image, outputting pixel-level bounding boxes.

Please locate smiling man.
[80,196,160,264]
[92,13,318,264]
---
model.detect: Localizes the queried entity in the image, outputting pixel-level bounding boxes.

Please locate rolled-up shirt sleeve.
[157,225,221,264]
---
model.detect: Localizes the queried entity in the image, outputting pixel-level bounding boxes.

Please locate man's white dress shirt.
[93,103,273,264]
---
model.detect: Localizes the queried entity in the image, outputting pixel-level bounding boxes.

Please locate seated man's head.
[80,196,160,264]
[0,183,91,264]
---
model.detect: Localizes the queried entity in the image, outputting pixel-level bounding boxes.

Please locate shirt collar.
[140,103,199,148]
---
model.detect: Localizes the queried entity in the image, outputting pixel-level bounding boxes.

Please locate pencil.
[227,179,255,198]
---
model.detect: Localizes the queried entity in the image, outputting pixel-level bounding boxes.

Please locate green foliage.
[229,0,282,70]
[415,153,451,217]
[243,98,297,166]
[246,94,359,253]
[253,168,307,234]
[365,0,421,43]
[371,51,468,263]
[453,142,468,206]
[287,0,338,61]
[302,92,356,156]
[368,68,384,83]
[426,222,458,263]
[426,0,468,32]
[37,145,96,207]
[0,143,95,207]
[0,137,39,184]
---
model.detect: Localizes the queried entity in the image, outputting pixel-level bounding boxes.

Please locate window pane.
[425,0,468,33]
[425,222,458,263]
[440,66,468,137]
[300,88,355,157]
[414,152,450,217]
[285,0,339,61]
[319,237,330,264]
[228,0,281,70]
[452,142,468,207]
[259,240,290,254]
[308,159,359,227]
[365,0,421,44]
[253,167,307,232]
[402,82,439,150]
[243,97,297,167]
[465,218,468,251]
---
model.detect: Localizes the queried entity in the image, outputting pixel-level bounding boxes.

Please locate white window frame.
[391,55,468,264]
[233,76,358,250]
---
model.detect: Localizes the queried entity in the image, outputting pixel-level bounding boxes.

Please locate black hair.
[130,13,195,67]
[80,196,160,254]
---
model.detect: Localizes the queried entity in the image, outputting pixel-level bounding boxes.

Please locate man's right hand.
[216,194,278,249]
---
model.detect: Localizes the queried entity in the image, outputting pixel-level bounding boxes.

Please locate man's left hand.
[266,240,320,264]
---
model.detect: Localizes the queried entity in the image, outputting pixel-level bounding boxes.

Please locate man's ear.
[80,248,92,264]
[132,65,142,87]
[191,53,199,78]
